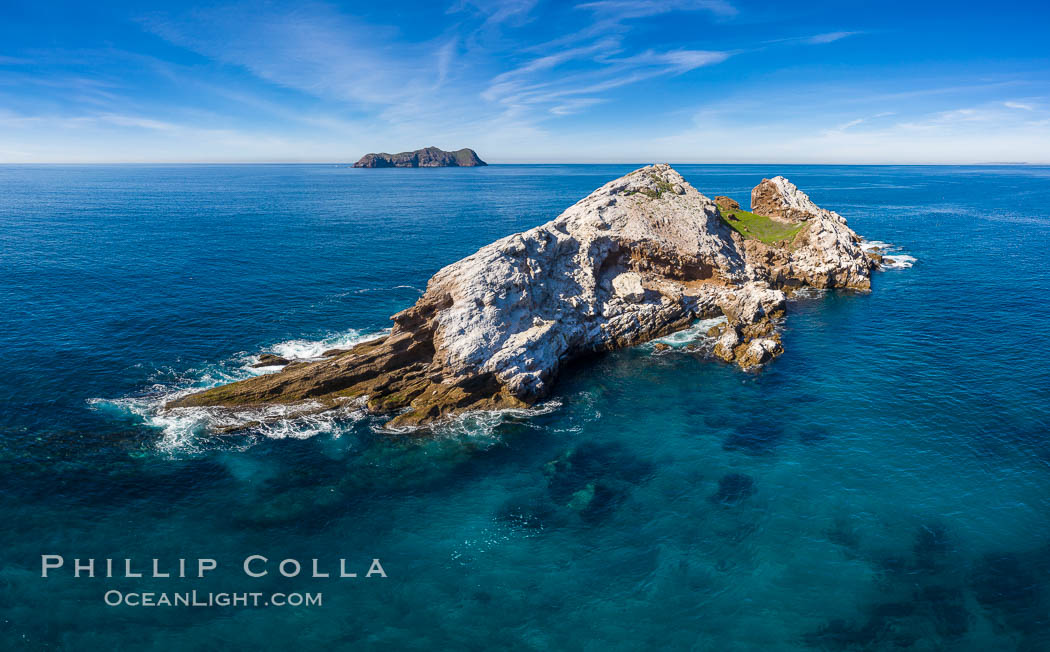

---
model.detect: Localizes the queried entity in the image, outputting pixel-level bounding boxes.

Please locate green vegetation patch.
[718,207,804,246]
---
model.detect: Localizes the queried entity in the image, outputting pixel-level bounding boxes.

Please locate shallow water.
[2,164,1049,650]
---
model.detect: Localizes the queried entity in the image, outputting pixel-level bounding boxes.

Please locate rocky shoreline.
[167,165,882,430]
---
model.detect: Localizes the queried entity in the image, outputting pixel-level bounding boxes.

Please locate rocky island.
[353,146,487,168]
[168,165,880,429]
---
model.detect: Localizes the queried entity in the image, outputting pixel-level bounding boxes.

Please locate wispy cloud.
[4,0,1050,163]
[822,111,895,135]
[894,101,1050,133]
[762,31,861,47]
[0,0,743,160]
[627,49,731,71]
[656,97,1050,164]
[574,0,737,19]
[806,31,859,44]
[140,3,452,110]
[0,107,330,162]
[549,98,605,115]
[479,0,733,121]
[97,114,180,131]
[482,46,730,117]
[520,0,735,56]
[448,0,540,27]
[0,109,41,127]
[485,39,618,93]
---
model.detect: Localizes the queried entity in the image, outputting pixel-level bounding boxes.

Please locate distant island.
[353,146,487,168]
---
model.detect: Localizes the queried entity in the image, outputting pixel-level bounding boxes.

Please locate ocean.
[2,163,1048,650]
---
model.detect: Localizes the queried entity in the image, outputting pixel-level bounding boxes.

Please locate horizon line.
[0,161,1043,166]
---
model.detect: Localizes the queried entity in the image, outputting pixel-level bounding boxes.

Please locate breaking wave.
[649,317,727,350]
[859,240,889,252]
[882,254,916,269]
[89,328,385,454]
[267,328,388,362]
[861,239,917,270]
[90,326,563,454]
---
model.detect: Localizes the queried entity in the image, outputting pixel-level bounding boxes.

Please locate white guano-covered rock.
[425,164,746,401]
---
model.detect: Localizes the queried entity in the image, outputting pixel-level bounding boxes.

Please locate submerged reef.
[167,165,880,430]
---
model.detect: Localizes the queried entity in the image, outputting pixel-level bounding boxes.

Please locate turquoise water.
[2,164,1049,650]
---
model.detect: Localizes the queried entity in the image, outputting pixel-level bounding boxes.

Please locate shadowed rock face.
[353,146,486,168]
[167,165,876,430]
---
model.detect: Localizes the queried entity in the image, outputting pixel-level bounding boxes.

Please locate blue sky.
[1,0,1048,163]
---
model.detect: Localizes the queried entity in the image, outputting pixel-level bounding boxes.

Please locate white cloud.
[483,39,619,100]
[821,111,894,136]
[574,0,737,19]
[98,114,180,131]
[126,0,737,150]
[549,98,605,115]
[628,49,731,72]
[483,44,730,117]
[806,31,858,44]
[448,0,540,26]
[7,1,1048,163]
[646,109,1050,164]
[141,3,449,109]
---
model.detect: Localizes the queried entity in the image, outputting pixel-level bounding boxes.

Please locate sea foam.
[267,328,388,362]
[860,239,917,270]
[89,328,385,454]
[90,325,558,454]
[649,317,727,350]
[882,254,916,269]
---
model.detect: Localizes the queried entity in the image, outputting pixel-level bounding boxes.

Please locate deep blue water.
[2,164,1049,650]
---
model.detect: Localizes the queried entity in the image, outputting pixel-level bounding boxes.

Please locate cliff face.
[168,165,877,429]
[353,146,487,168]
